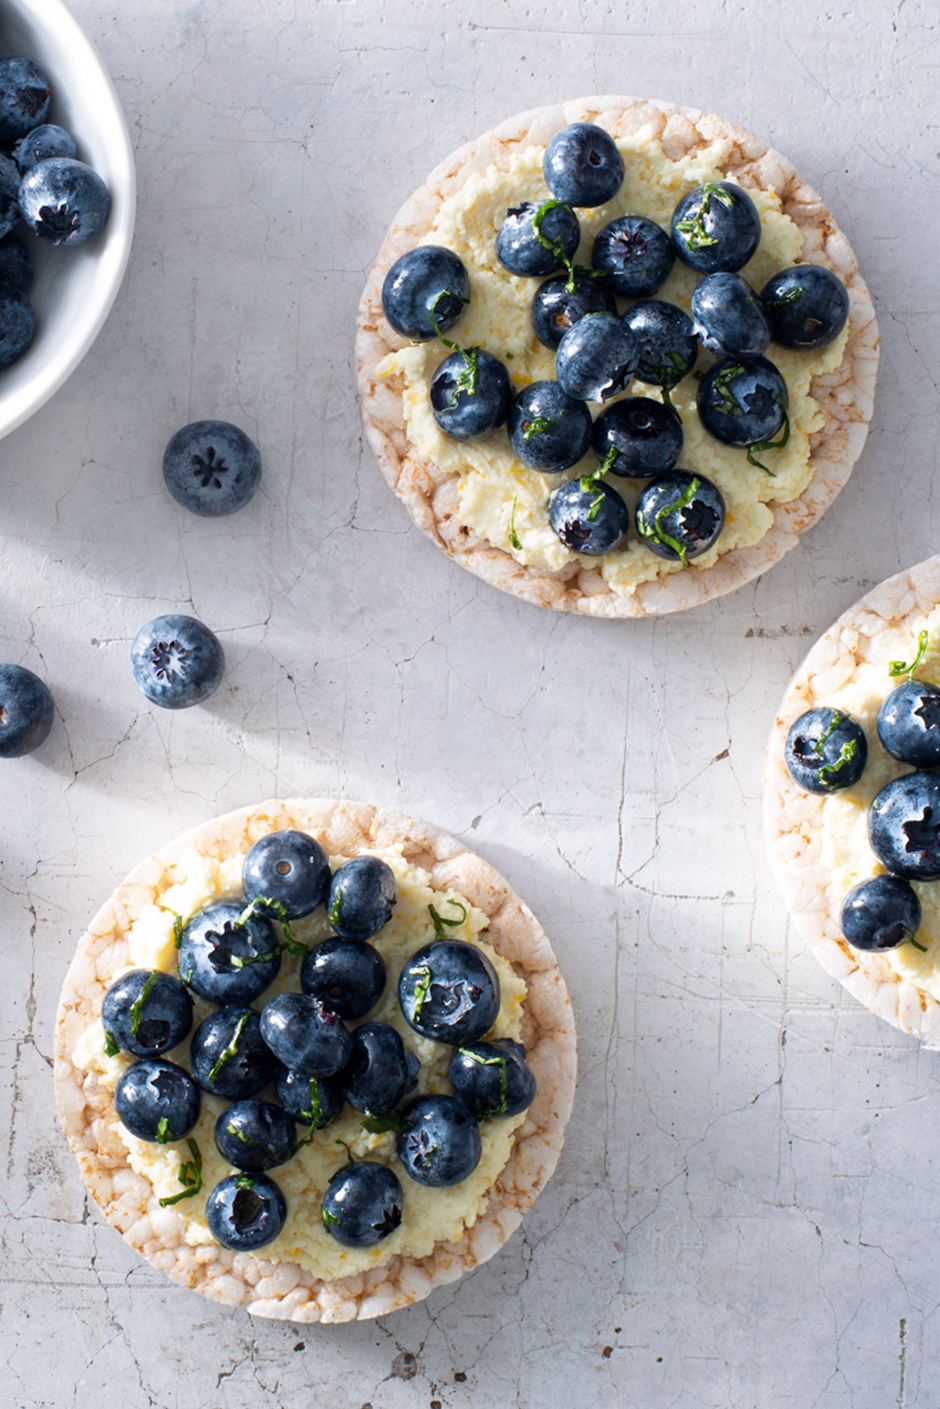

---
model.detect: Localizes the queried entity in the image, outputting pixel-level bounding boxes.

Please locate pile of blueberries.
[784,633,940,954]
[0,56,112,371]
[381,121,849,563]
[101,827,536,1252]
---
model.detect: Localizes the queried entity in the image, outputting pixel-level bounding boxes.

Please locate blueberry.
[206,1172,287,1250]
[397,1095,482,1186]
[495,199,580,277]
[507,381,593,473]
[300,937,386,1019]
[877,680,940,768]
[190,1006,278,1098]
[327,856,397,941]
[321,1161,403,1247]
[697,356,788,450]
[591,398,683,479]
[162,420,262,517]
[635,471,726,566]
[430,349,512,439]
[0,153,21,239]
[399,939,500,1046]
[761,264,849,350]
[242,829,331,920]
[275,1067,343,1128]
[555,313,638,404]
[12,123,76,172]
[869,772,940,881]
[840,875,922,952]
[671,181,761,274]
[130,614,225,710]
[447,1039,537,1120]
[177,901,281,1006]
[101,969,193,1058]
[0,288,35,369]
[0,58,51,141]
[690,272,770,358]
[531,271,616,351]
[784,707,868,795]
[19,157,110,245]
[214,1099,297,1172]
[542,123,624,208]
[591,216,674,297]
[0,663,53,758]
[619,300,697,395]
[381,245,470,342]
[114,1057,201,1143]
[260,992,353,1076]
[0,234,33,295]
[547,477,630,555]
[340,1021,418,1115]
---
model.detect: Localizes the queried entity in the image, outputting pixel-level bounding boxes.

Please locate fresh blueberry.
[242,829,331,920]
[114,1057,201,1143]
[177,901,281,1006]
[495,199,580,277]
[542,123,624,207]
[327,856,397,942]
[690,272,770,358]
[101,969,193,1058]
[507,381,593,473]
[697,356,788,450]
[760,264,850,350]
[635,472,726,566]
[0,288,35,368]
[275,1067,343,1128]
[399,939,500,1046]
[555,312,638,404]
[397,1095,482,1186]
[547,477,630,555]
[162,420,262,517]
[381,245,470,342]
[0,153,21,239]
[877,679,940,768]
[300,937,386,1019]
[840,875,922,952]
[130,614,225,710]
[447,1039,537,1120]
[430,349,512,439]
[531,271,616,350]
[591,398,682,478]
[260,992,353,1076]
[0,58,51,141]
[671,181,761,274]
[12,123,76,172]
[784,707,868,795]
[869,772,940,881]
[321,1161,403,1247]
[591,215,674,297]
[340,1021,418,1115]
[206,1172,287,1250]
[0,663,53,758]
[0,233,33,294]
[619,300,697,396]
[214,1099,297,1172]
[19,157,110,245]
[190,1006,278,1098]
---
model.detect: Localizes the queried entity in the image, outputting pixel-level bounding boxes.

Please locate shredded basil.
[746,409,789,474]
[159,1138,203,1206]
[816,737,857,784]
[889,630,929,679]
[129,972,159,1036]
[103,1030,119,1058]
[411,964,433,1018]
[461,1048,509,1118]
[208,1010,251,1084]
[428,899,466,942]
[521,415,557,440]
[156,1116,170,1144]
[159,905,185,948]
[910,937,929,953]
[642,476,702,569]
[509,496,523,551]
[361,1112,408,1135]
[328,889,343,928]
[674,181,732,250]
[812,711,846,755]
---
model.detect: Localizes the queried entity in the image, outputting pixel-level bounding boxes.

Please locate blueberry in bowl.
[635,472,726,567]
[18,156,110,245]
[0,288,35,368]
[321,1161,403,1248]
[101,968,193,1058]
[555,312,637,404]
[396,1094,483,1186]
[327,855,397,941]
[542,122,624,207]
[0,662,54,757]
[206,1172,287,1251]
[840,875,922,953]
[495,199,580,277]
[242,828,331,920]
[177,901,281,1006]
[690,272,770,359]
[783,707,868,795]
[507,381,592,474]
[591,215,674,297]
[429,348,512,440]
[130,614,225,710]
[591,398,682,479]
[114,1057,201,1143]
[547,477,630,555]
[381,245,470,341]
[162,420,262,517]
[671,180,761,274]
[760,264,849,350]
[12,123,76,172]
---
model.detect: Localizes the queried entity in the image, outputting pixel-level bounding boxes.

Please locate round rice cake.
[356,96,878,618]
[763,557,940,1044]
[54,798,577,1322]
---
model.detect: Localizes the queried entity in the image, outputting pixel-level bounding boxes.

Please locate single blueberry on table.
[531,271,616,351]
[260,991,353,1076]
[19,157,110,245]
[190,1006,278,1099]
[495,199,580,277]
[619,300,697,398]
[430,348,512,440]
[547,477,631,555]
[0,233,33,295]
[635,471,726,567]
[0,58,51,141]
[130,614,225,710]
[555,312,638,404]
[0,288,35,369]
[671,180,761,274]
[507,381,593,474]
[689,272,770,359]
[542,123,625,208]
[448,1039,537,1121]
[591,398,683,479]
[12,123,76,172]
[327,855,397,942]
[396,1094,482,1186]
[114,1057,201,1143]
[177,900,281,1006]
[591,215,675,297]
[697,356,789,452]
[869,772,940,881]
[321,1161,403,1247]
[275,1067,343,1129]
[784,707,868,795]
[101,968,193,1058]
[300,936,386,1019]
[340,1021,418,1115]
[162,420,262,517]
[877,679,940,768]
[206,1172,287,1250]
[381,245,470,342]
[0,663,54,758]
[242,828,331,920]
[840,875,922,953]
[399,939,500,1046]
[760,264,849,350]
[214,1099,297,1172]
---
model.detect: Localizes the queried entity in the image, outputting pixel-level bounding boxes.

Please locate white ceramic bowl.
[0,0,134,439]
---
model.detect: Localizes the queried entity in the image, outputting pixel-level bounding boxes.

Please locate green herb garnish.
[746,409,790,475]
[460,1047,509,1119]
[226,1122,252,1144]
[129,971,159,1036]
[509,496,523,551]
[674,180,733,251]
[321,1207,340,1228]
[103,1030,119,1058]
[361,1112,408,1135]
[521,415,557,441]
[159,1138,203,1206]
[411,964,433,1018]
[768,285,803,306]
[328,889,343,928]
[812,710,846,755]
[638,475,702,569]
[156,1116,170,1144]
[230,947,281,970]
[428,899,467,941]
[428,290,479,398]
[208,1010,251,1084]
[234,1174,256,1190]
[910,937,929,953]
[890,630,929,679]
[709,362,745,417]
[334,1138,355,1169]
[816,737,858,785]
[578,468,606,523]
[293,1078,323,1151]
[159,905,186,948]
